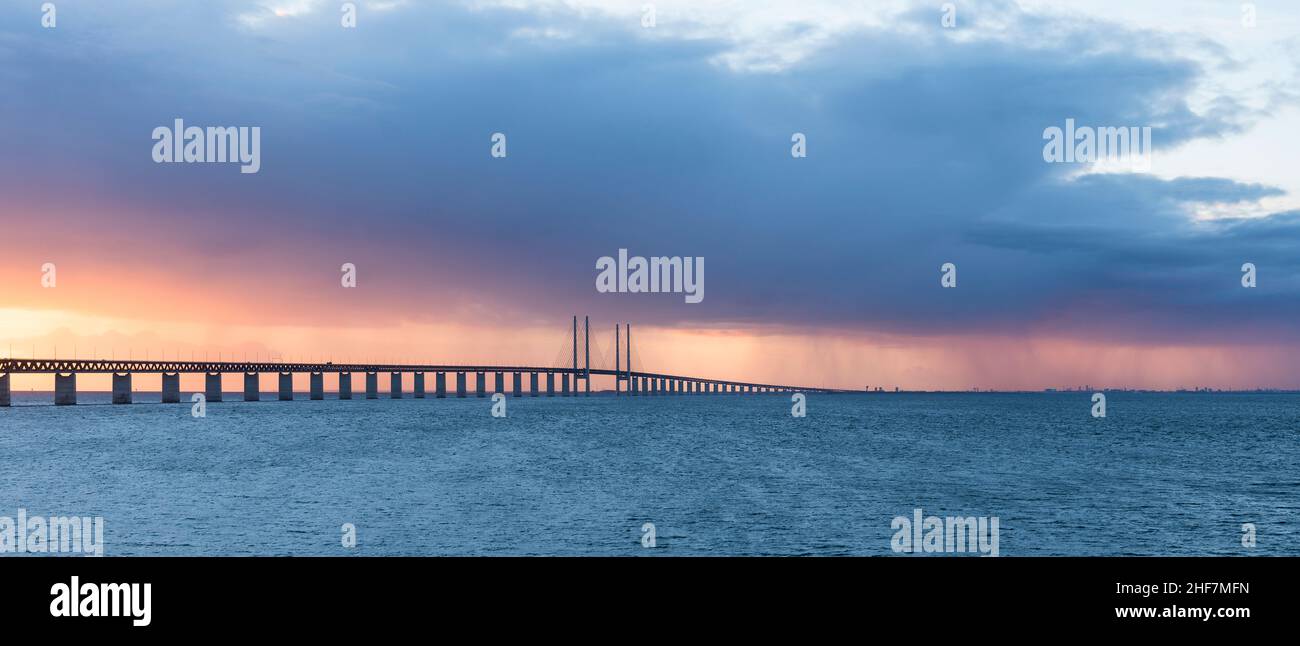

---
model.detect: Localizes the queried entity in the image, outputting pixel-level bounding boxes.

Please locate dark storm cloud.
[1,0,1294,341]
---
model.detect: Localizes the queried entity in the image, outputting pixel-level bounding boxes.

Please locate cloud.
[1,0,1297,353]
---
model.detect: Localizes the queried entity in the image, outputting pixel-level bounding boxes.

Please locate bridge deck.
[0,359,844,393]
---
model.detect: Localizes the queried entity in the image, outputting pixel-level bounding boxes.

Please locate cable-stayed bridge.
[0,316,847,405]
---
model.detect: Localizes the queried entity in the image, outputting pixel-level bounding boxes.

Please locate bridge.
[0,317,846,405]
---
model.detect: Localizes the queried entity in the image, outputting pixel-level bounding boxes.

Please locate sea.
[1,392,1296,556]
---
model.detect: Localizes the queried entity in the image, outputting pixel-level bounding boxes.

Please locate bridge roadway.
[0,359,844,406]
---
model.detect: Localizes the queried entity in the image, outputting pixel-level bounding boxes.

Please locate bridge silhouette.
[0,316,845,406]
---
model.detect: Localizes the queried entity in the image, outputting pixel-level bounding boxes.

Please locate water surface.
[1,392,1295,555]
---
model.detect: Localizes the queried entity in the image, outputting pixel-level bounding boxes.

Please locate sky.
[2,0,1300,391]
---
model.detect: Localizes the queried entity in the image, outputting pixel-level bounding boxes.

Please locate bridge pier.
[112,373,132,404]
[512,372,521,397]
[279,373,294,401]
[530,372,538,396]
[494,372,504,396]
[476,372,486,397]
[311,372,324,400]
[390,372,402,399]
[436,372,447,398]
[366,372,378,399]
[0,372,9,407]
[205,373,222,402]
[55,373,76,405]
[244,373,260,402]
[546,372,554,397]
[456,372,466,398]
[414,372,425,398]
[562,373,570,396]
[339,373,353,400]
[159,373,179,403]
